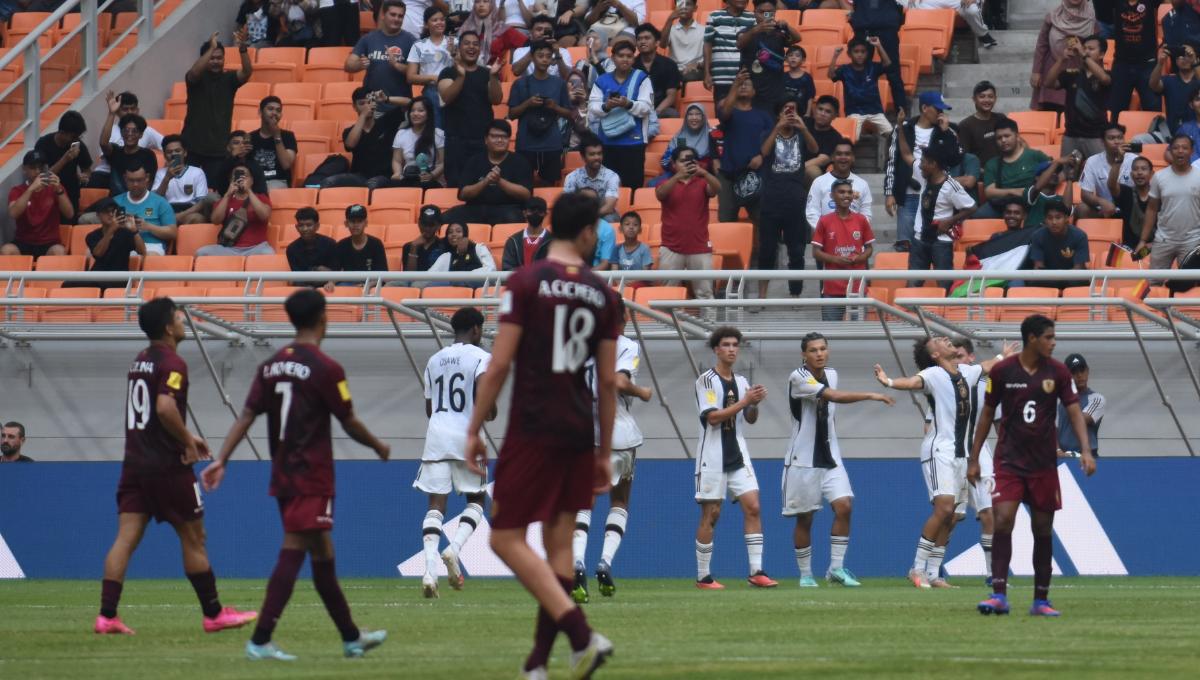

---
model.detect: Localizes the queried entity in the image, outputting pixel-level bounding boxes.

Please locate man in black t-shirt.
[438,30,503,187]
[736,0,800,114]
[65,198,146,292]
[34,111,93,213]
[182,32,252,188]
[1046,36,1112,160]
[285,207,338,288]
[443,121,534,226]
[1,422,34,463]
[634,23,682,118]
[335,204,388,273]
[401,205,448,273]
[250,96,297,190]
[803,95,844,182]
[1109,0,1162,119]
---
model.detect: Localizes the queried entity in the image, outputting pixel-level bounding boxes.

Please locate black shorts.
[13,241,61,258]
[520,150,564,185]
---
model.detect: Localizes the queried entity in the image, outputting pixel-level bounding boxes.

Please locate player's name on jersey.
[537,278,607,306]
[437,355,465,367]
[261,360,313,380]
[130,361,157,374]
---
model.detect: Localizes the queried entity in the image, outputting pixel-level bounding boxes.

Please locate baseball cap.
[345,204,367,221]
[918,91,952,111]
[1064,353,1088,372]
[418,204,441,226]
[93,197,118,213]
[22,150,46,167]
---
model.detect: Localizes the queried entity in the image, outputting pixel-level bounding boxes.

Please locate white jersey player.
[784,333,893,588]
[693,327,776,590]
[573,305,652,602]
[952,337,1003,587]
[412,307,494,599]
[876,336,1013,589]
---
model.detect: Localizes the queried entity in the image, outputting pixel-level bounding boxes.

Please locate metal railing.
[0,0,166,150]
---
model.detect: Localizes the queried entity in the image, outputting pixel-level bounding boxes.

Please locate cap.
[1034,159,1054,175]
[1064,353,1088,372]
[524,196,547,211]
[918,91,952,111]
[93,197,118,213]
[418,204,441,225]
[345,204,367,221]
[22,150,46,167]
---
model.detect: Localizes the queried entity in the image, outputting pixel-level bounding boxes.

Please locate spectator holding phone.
[79,198,146,287]
[197,163,274,256]
[1107,154,1153,249]
[110,164,177,256]
[153,135,214,226]
[2,151,72,258]
[33,111,93,214]
[346,0,418,114]
[1149,43,1200,135]
[1078,123,1137,218]
[736,0,800,113]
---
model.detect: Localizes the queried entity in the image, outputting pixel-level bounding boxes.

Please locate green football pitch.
[2,577,1198,679]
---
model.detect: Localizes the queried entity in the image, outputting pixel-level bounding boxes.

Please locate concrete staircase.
[940,0,1055,114]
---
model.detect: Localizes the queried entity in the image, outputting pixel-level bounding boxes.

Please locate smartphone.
[1128,142,1143,153]
[762,10,774,19]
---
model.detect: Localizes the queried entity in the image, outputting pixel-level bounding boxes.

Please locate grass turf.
[1,577,1198,679]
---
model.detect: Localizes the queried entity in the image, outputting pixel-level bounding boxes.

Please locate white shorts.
[695,463,759,503]
[413,460,487,496]
[923,455,968,513]
[611,448,636,487]
[781,464,854,516]
[968,444,994,516]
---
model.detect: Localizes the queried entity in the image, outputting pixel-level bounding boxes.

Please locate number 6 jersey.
[422,342,491,462]
[985,354,1078,475]
[125,344,189,472]
[498,259,621,451]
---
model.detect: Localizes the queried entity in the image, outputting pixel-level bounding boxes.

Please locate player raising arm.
[968,314,1096,617]
[465,192,621,680]
[201,289,391,661]
[413,306,495,600]
[693,327,777,591]
[876,337,1012,589]
[574,303,653,603]
[785,333,893,589]
[96,298,257,636]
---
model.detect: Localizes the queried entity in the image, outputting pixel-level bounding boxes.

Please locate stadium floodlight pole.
[629,306,693,459]
[1123,306,1196,457]
[180,305,262,461]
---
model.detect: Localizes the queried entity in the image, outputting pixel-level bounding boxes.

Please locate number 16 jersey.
[422,342,491,462]
[498,259,620,452]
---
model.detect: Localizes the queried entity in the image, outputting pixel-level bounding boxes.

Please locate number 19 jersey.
[498,259,621,451]
[125,344,189,473]
[422,342,491,462]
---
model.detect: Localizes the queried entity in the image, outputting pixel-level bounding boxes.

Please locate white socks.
[696,540,713,580]
[450,503,483,555]
[745,533,764,574]
[794,546,813,579]
[914,536,934,572]
[981,533,994,578]
[573,510,591,566]
[926,546,946,581]
[600,507,628,567]
[422,510,443,576]
[829,535,849,571]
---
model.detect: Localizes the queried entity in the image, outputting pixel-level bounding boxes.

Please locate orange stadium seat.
[270,187,319,209]
[423,188,460,209]
[257,47,306,65]
[942,286,1003,322]
[142,255,194,288]
[1001,287,1060,321]
[420,286,476,315]
[958,219,1006,250]
[385,224,421,248]
[245,254,291,287]
[95,288,145,323]
[318,98,358,120]
[66,224,95,256]
[145,118,183,136]
[321,287,365,321]
[322,81,360,103]
[708,222,753,270]
[830,117,858,144]
[903,9,955,56]
[379,286,420,319]
[308,46,352,65]
[632,285,688,322]
[489,223,526,246]
[1117,110,1159,137]
[192,256,246,288]
[30,255,86,289]
[274,82,324,103]
[249,63,300,85]
[290,119,340,140]
[0,255,35,271]
[202,286,253,322]
[1058,286,1113,321]
[175,224,221,256]
[1007,111,1059,145]
[3,288,46,323]
[41,287,99,323]
[233,81,273,104]
[892,286,945,316]
[1076,219,1122,243]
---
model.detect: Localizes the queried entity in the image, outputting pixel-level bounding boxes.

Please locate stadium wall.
[2,337,1197,461]
[2,459,1197,579]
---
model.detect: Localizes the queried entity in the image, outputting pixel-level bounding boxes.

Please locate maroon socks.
[99,579,123,619]
[991,532,1012,595]
[1033,533,1053,600]
[187,569,222,618]
[250,548,305,645]
[312,558,359,643]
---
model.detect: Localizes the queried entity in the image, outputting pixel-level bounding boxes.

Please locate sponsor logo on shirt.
[166,371,183,390]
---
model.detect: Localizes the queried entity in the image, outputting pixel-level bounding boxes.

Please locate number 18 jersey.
[422,342,491,462]
[498,259,621,451]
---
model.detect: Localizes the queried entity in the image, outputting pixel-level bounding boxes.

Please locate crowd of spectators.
[5,0,1200,301]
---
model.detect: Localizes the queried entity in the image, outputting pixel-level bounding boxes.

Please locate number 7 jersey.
[422,342,491,462]
[498,259,621,450]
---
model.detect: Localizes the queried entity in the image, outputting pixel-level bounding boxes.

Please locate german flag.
[1130,279,1152,301]
[1105,242,1132,268]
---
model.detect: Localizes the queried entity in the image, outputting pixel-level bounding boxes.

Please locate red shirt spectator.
[2,151,73,258]
[659,173,713,255]
[224,193,272,248]
[812,210,875,297]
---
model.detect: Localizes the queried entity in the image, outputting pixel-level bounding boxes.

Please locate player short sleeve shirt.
[498,259,621,452]
[785,366,840,469]
[422,343,491,462]
[124,344,189,473]
[245,343,353,497]
[986,355,1079,475]
[918,364,984,461]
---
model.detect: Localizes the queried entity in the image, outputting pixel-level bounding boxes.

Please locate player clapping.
[412,307,494,599]
[202,289,391,661]
[693,327,776,590]
[784,333,893,588]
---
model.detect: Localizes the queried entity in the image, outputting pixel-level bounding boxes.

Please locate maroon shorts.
[993,466,1062,512]
[116,467,204,525]
[491,445,594,530]
[277,495,334,533]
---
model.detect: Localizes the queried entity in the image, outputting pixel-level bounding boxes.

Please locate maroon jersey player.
[202,289,391,661]
[96,297,256,636]
[968,314,1097,617]
[466,192,621,679]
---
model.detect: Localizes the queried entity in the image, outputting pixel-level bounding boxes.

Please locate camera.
[1128,142,1143,153]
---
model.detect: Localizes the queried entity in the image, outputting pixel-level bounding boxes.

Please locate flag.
[1104,242,1132,268]
[950,229,1035,298]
